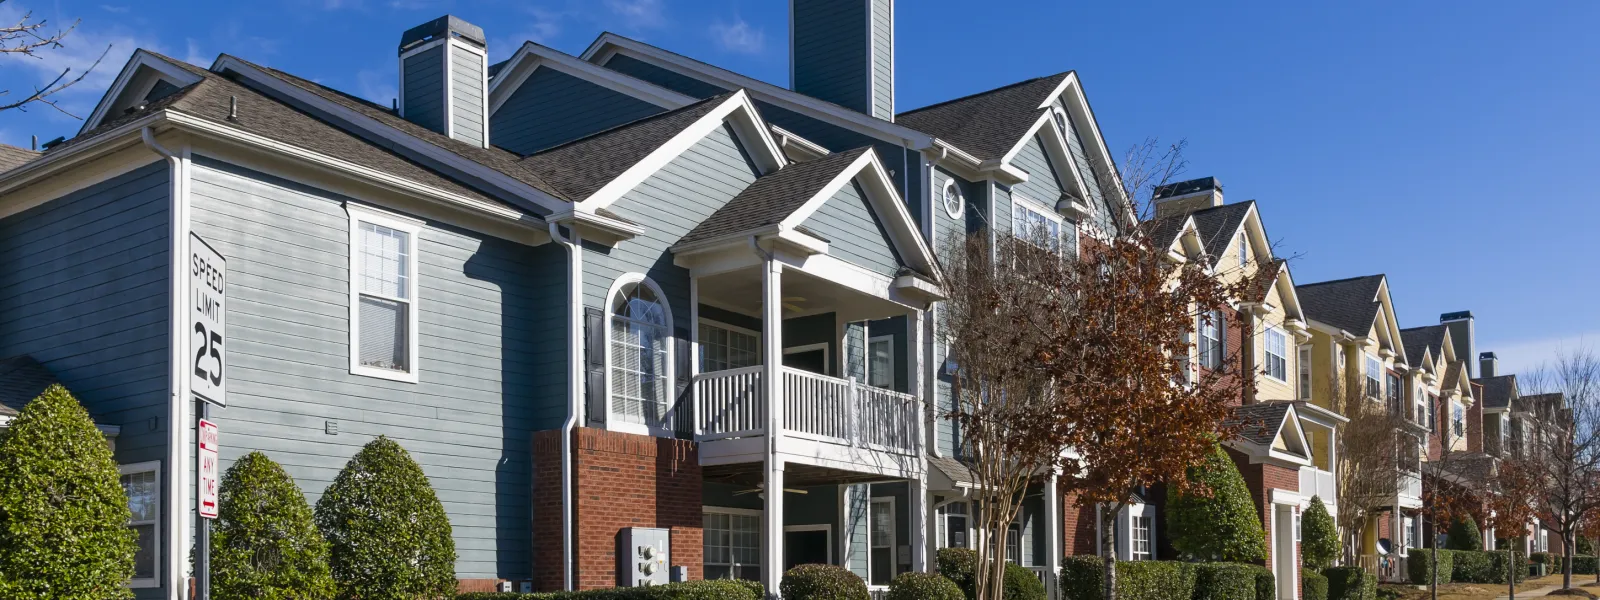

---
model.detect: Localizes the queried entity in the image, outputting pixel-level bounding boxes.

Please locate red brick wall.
[1061,488,1100,556]
[1199,309,1250,407]
[1226,446,1299,570]
[1467,388,1484,454]
[531,428,704,591]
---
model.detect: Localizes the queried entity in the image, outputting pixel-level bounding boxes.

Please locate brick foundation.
[531,427,704,591]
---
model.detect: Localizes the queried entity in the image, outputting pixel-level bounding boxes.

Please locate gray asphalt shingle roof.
[1295,275,1387,335]
[1400,325,1449,368]
[0,143,40,173]
[679,147,867,246]
[896,72,1071,162]
[1474,374,1517,409]
[0,356,59,417]
[520,94,730,201]
[1223,401,1292,446]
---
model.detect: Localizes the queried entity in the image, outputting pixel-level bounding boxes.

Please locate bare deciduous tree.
[0,0,107,116]
[1327,373,1411,570]
[1514,346,1600,590]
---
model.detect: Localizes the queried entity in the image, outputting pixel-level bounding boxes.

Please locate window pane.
[868,339,894,389]
[359,222,409,300]
[871,503,892,547]
[131,523,157,578]
[612,311,670,428]
[359,296,409,371]
[120,470,158,522]
[700,323,758,372]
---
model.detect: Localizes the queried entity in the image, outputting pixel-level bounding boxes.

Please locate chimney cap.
[1153,176,1221,201]
[1441,310,1474,322]
[1480,351,1498,360]
[400,15,486,52]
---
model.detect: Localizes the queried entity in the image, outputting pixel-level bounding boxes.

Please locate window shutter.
[584,307,607,427]
[674,335,693,438]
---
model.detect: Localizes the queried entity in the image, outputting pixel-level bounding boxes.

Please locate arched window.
[1052,107,1070,141]
[608,275,673,430]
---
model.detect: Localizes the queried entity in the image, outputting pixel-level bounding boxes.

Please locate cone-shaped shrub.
[315,436,455,600]
[1301,496,1339,569]
[1166,442,1267,562]
[0,384,137,599]
[212,451,334,599]
[1446,516,1484,551]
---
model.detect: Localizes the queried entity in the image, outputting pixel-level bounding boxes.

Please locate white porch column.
[762,256,785,596]
[911,477,928,572]
[1044,474,1061,599]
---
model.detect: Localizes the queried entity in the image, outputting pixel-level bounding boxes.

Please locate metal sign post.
[189,233,226,600]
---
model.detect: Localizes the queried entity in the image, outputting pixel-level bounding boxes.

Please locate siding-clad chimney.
[1480,351,1499,378]
[1152,176,1223,220]
[399,15,489,148]
[791,0,894,120]
[1440,310,1475,377]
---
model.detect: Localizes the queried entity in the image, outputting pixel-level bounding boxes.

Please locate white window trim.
[1237,233,1248,269]
[783,524,834,565]
[936,500,971,550]
[1264,327,1289,382]
[1365,353,1382,398]
[866,334,895,390]
[1011,193,1066,251]
[698,317,762,372]
[869,496,898,584]
[346,203,423,383]
[1199,311,1225,371]
[1051,106,1070,142]
[605,273,676,437]
[703,506,762,580]
[941,178,965,219]
[120,460,162,589]
[783,342,831,375]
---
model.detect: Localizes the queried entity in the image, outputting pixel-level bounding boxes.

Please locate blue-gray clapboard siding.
[1055,98,1118,233]
[187,157,566,579]
[403,46,447,135]
[870,0,894,121]
[785,313,839,377]
[581,123,758,338]
[601,54,729,99]
[0,162,172,600]
[844,483,869,577]
[1010,135,1064,225]
[792,0,869,115]
[799,181,902,278]
[491,67,666,156]
[451,46,486,146]
[751,101,923,227]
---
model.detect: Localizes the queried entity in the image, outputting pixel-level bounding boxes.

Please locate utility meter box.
[618,527,670,587]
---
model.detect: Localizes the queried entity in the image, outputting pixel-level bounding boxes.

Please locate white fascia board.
[579,90,784,211]
[81,50,206,134]
[1001,110,1095,210]
[771,125,831,160]
[1052,73,1137,229]
[211,55,569,216]
[488,42,696,116]
[775,150,939,278]
[0,111,165,197]
[580,35,935,150]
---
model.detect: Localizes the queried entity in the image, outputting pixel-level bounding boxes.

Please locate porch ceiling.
[703,461,904,488]
[698,267,910,323]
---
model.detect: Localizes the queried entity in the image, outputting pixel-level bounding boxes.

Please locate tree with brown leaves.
[0,0,108,116]
[1487,457,1542,600]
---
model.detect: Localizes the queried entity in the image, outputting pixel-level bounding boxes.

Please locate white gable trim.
[776,149,939,277]
[1000,110,1092,209]
[579,90,784,212]
[994,73,1135,229]
[210,55,569,215]
[81,51,206,134]
[581,34,934,149]
[488,42,695,116]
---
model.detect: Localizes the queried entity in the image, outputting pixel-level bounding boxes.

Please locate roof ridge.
[522,92,731,158]
[896,71,1070,117]
[1296,273,1385,288]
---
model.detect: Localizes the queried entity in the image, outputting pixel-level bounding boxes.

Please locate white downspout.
[549,222,582,592]
[144,125,191,600]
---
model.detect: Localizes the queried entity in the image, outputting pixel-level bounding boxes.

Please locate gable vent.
[399,15,490,148]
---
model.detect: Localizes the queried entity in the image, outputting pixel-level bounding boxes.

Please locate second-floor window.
[1012,195,1065,254]
[610,277,673,431]
[1265,328,1288,381]
[1365,354,1382,398]
[1386,372,1401,408]
[1199,312,1224,371]
[867,335,895,389]
[1298,347,1312,399]
[1451,400,1465,440]
[1236,234,1247,269]
[349,207,421,382]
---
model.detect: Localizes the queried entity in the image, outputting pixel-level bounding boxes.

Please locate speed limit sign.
[190,233,226,407]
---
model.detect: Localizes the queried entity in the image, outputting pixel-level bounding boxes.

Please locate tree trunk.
[1101,504,1119,600]
[1508,548,1516,600]
[1565,531,1575,590]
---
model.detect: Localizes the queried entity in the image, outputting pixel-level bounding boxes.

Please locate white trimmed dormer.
[80,50,205,134]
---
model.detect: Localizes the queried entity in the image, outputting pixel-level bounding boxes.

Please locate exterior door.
[784,527,831,570]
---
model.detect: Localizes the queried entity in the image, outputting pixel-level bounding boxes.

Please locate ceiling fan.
[732,482,809,497]
[758,296,810,313]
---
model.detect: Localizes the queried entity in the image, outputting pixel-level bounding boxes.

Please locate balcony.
[1298,467,1337,506]
[1398,471,1422,508]
[694,365,923,474]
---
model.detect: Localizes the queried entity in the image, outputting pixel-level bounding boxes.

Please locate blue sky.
[1,0,1594,373]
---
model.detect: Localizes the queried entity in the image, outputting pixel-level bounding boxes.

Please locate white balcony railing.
[1298,468,1337,505]
[1399,472,1422,500]
[694,366,922,456]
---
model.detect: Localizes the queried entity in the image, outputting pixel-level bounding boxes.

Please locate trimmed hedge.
[1167,444,1268,562]
[780,564,870,600]
[455,580,763,599]
[1446,517,1484,551]
[1301,497,1339,570]
[1003,563,1046,600]
[886,572,963,600]
[1192,563,1256,600]
[1407,549,1453,585]
[1059,556,1197,600]
[211,451,335,600]
[1246,565,1273,600]
[1322,567,1375,600]
[1300,569,1328,600]
[935,548,1045,600]
[1489,551,1528,584]
[1529,553,1598,575]
[1451,550,1494,583]
[0,384,138,600]
[316,436,456,600]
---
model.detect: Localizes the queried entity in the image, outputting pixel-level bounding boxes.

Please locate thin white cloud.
[1483,331,1600,376]
[710,18,764,55]
[98,4,130,13]
[0,1,165,121]
[356,68,398,107]
[185,39,206,66]
[605,0,666,30]
[490,8,564,62]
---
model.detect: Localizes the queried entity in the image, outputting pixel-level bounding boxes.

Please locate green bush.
[1301,497,1339,570]
[780,564,869,600]
[1322,567,1375,600]
[0,384,137,599]
[1300,569,1328,600]
[1446,517,1484,551]
[1530,551,1551,565]
[1581,537,1595,556]
[1451,550,1494,583]
[937,548,978,598]
[1487,551,1527,584]
[1059,556,1197,600]
[1166,444,1267,562]
[315,436,456,600]
[455,579,762,600]
[886,572,963,600]
[1003,563,1045,600]
[1538,553,1597,575]
[1192,563,1256,600]
[212,451,335,600]
[1407,548,1453,585]
[1245,564,1273,600]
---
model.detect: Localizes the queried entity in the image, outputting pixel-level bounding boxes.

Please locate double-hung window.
[349,206,422,382]
[1012,195,1064,254]
[120,462,161,587]
[1198,311,1224,371]
[941,502,969,549]
[1298,347,1313,399]
[871,499,896,585]
[867,335,895,389]
[703,509,760,581]
[1264,328,1288,381]
[1005,523,1022,564]
[699,321,759,373]
[1365,354,1382,399]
